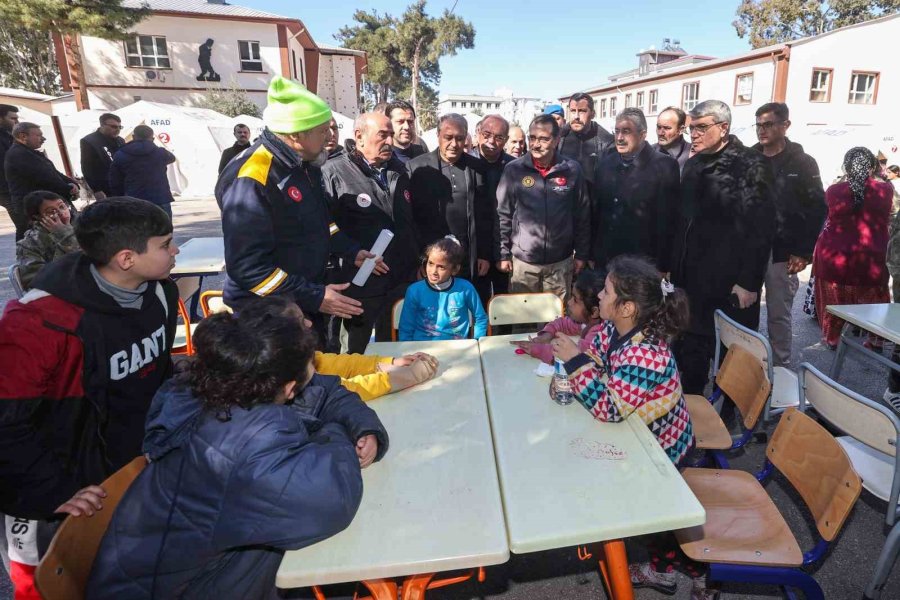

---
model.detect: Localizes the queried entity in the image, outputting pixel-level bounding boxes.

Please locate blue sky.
[244,0,754,99]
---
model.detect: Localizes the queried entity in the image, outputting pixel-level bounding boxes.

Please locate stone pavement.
[1,197,898,599]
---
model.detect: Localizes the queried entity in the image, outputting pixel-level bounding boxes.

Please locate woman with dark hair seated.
[86,296,389,599]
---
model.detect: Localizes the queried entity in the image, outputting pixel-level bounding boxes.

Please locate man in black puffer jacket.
[668,100,775,394]
[109,125,176,217]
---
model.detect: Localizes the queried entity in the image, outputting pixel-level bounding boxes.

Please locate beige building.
[561,15,900,178]
[52,0,366,115]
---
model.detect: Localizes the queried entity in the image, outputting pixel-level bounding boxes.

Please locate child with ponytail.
[550,254,693,463]
[550,255,715,598]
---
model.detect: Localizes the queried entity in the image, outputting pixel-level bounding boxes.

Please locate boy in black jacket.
[0,198,179,599]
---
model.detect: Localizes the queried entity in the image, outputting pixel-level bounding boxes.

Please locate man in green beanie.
[216,76,385,338]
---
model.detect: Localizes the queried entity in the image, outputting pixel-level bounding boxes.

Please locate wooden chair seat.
[36,457,148,599]
[685,394,732,450]
[675,467,803,567]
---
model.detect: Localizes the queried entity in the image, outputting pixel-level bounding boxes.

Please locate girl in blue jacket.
[86,297,389,599]
[399,236,488,340]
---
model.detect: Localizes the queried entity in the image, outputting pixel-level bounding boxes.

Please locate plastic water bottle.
[552,359,575,406]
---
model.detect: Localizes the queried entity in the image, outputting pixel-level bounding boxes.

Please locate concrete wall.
[78,15,278,110]
[315,54,360,117]
[786,18,899,127]
[588,55,777,139]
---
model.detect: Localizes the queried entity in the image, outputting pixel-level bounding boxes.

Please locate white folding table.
[827,304,900,382]
[276,339,509,600]
[170,237,225,319]
[478,334,706,600]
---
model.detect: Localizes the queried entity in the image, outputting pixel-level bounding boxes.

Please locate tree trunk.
[411,38,423,116]
[63,33,90,110]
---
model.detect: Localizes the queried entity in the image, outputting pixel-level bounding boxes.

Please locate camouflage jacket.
[15,224,80,290]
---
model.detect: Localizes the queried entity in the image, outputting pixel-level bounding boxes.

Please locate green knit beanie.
[263,76,332,134]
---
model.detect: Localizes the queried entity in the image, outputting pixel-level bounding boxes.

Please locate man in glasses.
[473,115,515,304]
[80,113,125,200]
[751,102,825,369]
[669,99,775,395]
[497,114,590,302]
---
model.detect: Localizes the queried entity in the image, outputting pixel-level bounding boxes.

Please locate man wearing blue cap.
[543,104,566,130]
[216,76,383,338]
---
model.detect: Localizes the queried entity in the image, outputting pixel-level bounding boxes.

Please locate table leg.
[360,578,399,600]
[600,540,634,600]
[400,573,436,600]
[831,323,849,379]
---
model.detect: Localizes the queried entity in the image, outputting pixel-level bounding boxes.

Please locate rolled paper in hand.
[352,229,394,287]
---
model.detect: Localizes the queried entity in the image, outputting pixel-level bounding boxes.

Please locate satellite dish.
[146,70,157,81]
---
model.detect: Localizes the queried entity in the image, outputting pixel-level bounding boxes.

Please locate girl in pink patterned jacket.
[512,269,605,364]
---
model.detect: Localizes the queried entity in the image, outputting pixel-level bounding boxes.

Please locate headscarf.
[842,146,876,211]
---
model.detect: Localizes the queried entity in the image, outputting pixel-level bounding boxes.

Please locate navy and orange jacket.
[215,129,360,313]
[0,253,178,519]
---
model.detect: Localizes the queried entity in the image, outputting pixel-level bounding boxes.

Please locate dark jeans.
[0,193,29,241]
[341,282,408,354]
[674,299,761,395]
[890,280,900,393]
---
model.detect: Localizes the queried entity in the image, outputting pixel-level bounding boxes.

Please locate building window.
[238,40,262,72]
[809,68,832,102]
[733,73,753,105]
[451,101,457,108]
[609,96,617,118]
[124,35,170,68]
[648,89,658,114]
[681,82,699,111]
[848,71,878,104]
[461,102,467,108]
[600,98,607,118]
[635,91,644,110]
[624,93,632,108]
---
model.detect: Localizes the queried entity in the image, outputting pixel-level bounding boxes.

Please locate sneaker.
[691,575,720,600]
[629,562,677,595]
[883,389,900,412]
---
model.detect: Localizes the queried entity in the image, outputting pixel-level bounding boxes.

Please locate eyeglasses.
[527,135,555,145]
[41,206,69,219]
[480,131,508,143]
[755,120,785,131]
[689,121,726,135]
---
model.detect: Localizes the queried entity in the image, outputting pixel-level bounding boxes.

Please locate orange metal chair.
[172,298,195,355]
[199,290,231,317]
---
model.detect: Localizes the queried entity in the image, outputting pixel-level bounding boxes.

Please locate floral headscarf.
[843,146,876,211]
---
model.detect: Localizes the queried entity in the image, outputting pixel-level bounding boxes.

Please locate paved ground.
[1,197,899,599]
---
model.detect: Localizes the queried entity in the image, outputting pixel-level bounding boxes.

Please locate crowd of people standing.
[1,71,899,600]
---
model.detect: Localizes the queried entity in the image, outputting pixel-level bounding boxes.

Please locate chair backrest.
[35,457,148,600]
[767,408,861,542]
[487,293,564,331]
[391,299,404,341]
[8,264,25,299]
[799,363,900,458]
[715,343,772,430]
[199,290,231,317]
[713,309,773,377]
[174,275,201,301]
